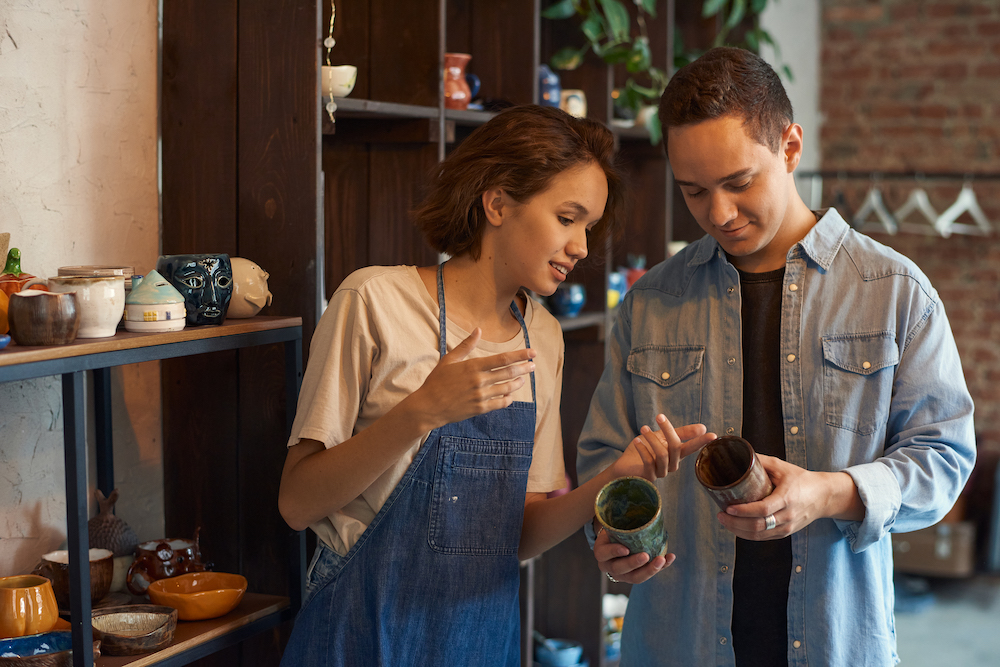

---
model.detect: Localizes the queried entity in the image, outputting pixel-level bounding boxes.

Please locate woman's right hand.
[404,328,537,430]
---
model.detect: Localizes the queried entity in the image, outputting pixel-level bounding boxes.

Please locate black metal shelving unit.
[0,316,305,667]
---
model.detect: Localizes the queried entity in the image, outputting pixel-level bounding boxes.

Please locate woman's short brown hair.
[415,105,625,259]
[659,47,793,155]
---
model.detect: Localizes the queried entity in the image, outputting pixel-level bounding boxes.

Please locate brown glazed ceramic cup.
[126,535,208,595]
[694,436,774,510]
[32,548,114,608]
[7,290,80,346]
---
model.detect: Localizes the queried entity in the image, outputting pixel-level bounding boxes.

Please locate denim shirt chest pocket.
[822,331,899,435]
[626,345,705,426]
[428,436,533,556]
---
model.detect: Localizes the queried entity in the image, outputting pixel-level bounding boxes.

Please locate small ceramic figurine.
[228,257,273,318]
[156,254,233,326]
[124,269,186,332]
[0,248,37,298]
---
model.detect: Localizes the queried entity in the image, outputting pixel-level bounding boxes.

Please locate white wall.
[760,0,821,172]
[0,0,162,574]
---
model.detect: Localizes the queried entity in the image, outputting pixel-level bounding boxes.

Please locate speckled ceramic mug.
[595,476,668,558]
[695,436,774,509]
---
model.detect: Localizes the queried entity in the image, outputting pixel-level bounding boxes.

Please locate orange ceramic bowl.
[146,572,247,621]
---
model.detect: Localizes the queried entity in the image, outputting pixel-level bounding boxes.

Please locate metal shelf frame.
[0,317,305,667]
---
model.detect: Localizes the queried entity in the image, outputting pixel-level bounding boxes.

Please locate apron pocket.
[428,436,532,555]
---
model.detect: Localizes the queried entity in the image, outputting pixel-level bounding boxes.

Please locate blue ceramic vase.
[549,283,586,317]
[538,64,561,107]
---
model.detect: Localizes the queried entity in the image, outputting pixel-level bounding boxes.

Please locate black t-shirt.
[732,266,793,667]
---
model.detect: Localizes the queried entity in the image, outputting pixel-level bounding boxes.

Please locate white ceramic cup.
[322,65,357,98]
[31,276,126,338]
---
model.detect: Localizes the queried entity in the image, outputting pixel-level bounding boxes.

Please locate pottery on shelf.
[549,283,586,317]
[228,258,273,318]
[7,290,80,346]
[58,265,135,292]
[444,53,472,110]
[321,64,357,98]
[126,530,209,596]
[26,276,125,339]
[91,605,177,656]
[0,575,60,640]
[123,269,186,332]
[155,254,233,326]
[0,248,37,298]
[538,64,561,108]
[33,549,114,609]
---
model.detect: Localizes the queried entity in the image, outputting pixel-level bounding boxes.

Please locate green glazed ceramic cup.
[595,476,668,558]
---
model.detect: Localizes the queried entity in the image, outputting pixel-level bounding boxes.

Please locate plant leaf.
[782,64,794,82]
[744,28,759,51]
[626,37,652,72]
[602,44,632,64]
[647,108,662,146]
[702,0,728,18]
[638,0,658,18]
[551,46,586,70]
[599,0,632,42]
[751,0,768,13]
[541,0,578,20]
[581,11,607,43]
[725,0,747,30]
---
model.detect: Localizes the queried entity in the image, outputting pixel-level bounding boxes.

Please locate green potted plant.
[542,0,788,144]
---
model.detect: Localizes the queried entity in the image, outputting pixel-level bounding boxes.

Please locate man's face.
[668,115,801,272]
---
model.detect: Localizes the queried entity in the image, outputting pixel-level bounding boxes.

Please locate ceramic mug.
[26,275,125,338]
[595,476,668,559]
[321,65,357,98]
[0,574,60,639]
[32,548,114,608]
[127,535,209,595]
[694,435,774,509]
[7,290,80,346]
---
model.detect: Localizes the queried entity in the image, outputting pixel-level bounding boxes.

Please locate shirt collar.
[685,207,851,271]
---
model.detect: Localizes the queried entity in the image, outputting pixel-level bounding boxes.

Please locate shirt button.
[661,371,670,380]
[728,286,735,294]
[793,640,802,649]
[862,361,872,369]
[726,427,735,435]
[720,637,728,645]
[786,354,796,363]
[789,284,798,292]
[795,565,803,573]
[790,426,799,435]
[727,357,736,365]
[720,565,728,573]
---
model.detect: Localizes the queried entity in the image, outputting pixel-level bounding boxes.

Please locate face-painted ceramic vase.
[155,254,233,326]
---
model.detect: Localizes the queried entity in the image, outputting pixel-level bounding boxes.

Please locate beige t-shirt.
[287,265,566,555]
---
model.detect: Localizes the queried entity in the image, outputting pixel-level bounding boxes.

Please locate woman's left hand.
[611,414,716,481]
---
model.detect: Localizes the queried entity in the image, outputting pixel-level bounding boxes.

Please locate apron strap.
[435,263,536,402]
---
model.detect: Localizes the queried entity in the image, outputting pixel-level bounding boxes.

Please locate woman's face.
[493,161,609,297]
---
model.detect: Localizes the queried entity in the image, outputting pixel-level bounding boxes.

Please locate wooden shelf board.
[327,97,437,120]
[0,316,302,369]
[556,311,606,333]
[95,594,289,666]
[444,108,497,126]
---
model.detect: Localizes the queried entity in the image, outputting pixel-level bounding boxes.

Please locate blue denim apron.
[281,265,536,666]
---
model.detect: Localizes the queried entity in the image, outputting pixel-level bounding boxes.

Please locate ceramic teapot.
[126,529,210,595]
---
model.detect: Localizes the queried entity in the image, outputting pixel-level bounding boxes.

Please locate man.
[577,47,975,666]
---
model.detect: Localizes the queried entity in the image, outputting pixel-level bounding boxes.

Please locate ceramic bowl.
[33,548,114,608]
[534,638,585,666]
[0,630,99,666]
[7,291,79,346]
[91,604,177,656]
[0,334,9,350]
[57,265,135,292]
[321,65,357,98]
[146,572,247,621]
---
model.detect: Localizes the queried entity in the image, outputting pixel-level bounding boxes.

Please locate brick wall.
[819,0,1000,451]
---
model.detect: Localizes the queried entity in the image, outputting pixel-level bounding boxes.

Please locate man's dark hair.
[659,47,793,155]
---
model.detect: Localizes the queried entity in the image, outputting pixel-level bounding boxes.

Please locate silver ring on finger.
[606,572,620,583]
[764,514,777,531]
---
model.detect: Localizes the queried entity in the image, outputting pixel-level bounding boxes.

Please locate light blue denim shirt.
[577,209,976,666]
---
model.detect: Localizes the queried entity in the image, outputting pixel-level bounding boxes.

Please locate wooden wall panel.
[367,145,440,267]
[161,0,239,255]
[323,138,371,299]
[370,0,441,106]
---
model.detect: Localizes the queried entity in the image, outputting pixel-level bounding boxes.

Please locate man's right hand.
[595,522,675,584]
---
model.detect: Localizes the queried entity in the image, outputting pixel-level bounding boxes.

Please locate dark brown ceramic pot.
[32,548,114,608]
[695,436,774,509]
[126,532,209,596]
[7,290,80,346]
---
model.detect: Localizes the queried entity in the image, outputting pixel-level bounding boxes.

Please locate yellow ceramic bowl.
[146,572,247,621]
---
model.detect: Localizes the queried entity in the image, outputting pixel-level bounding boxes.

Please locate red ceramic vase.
[444,53,472,110]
